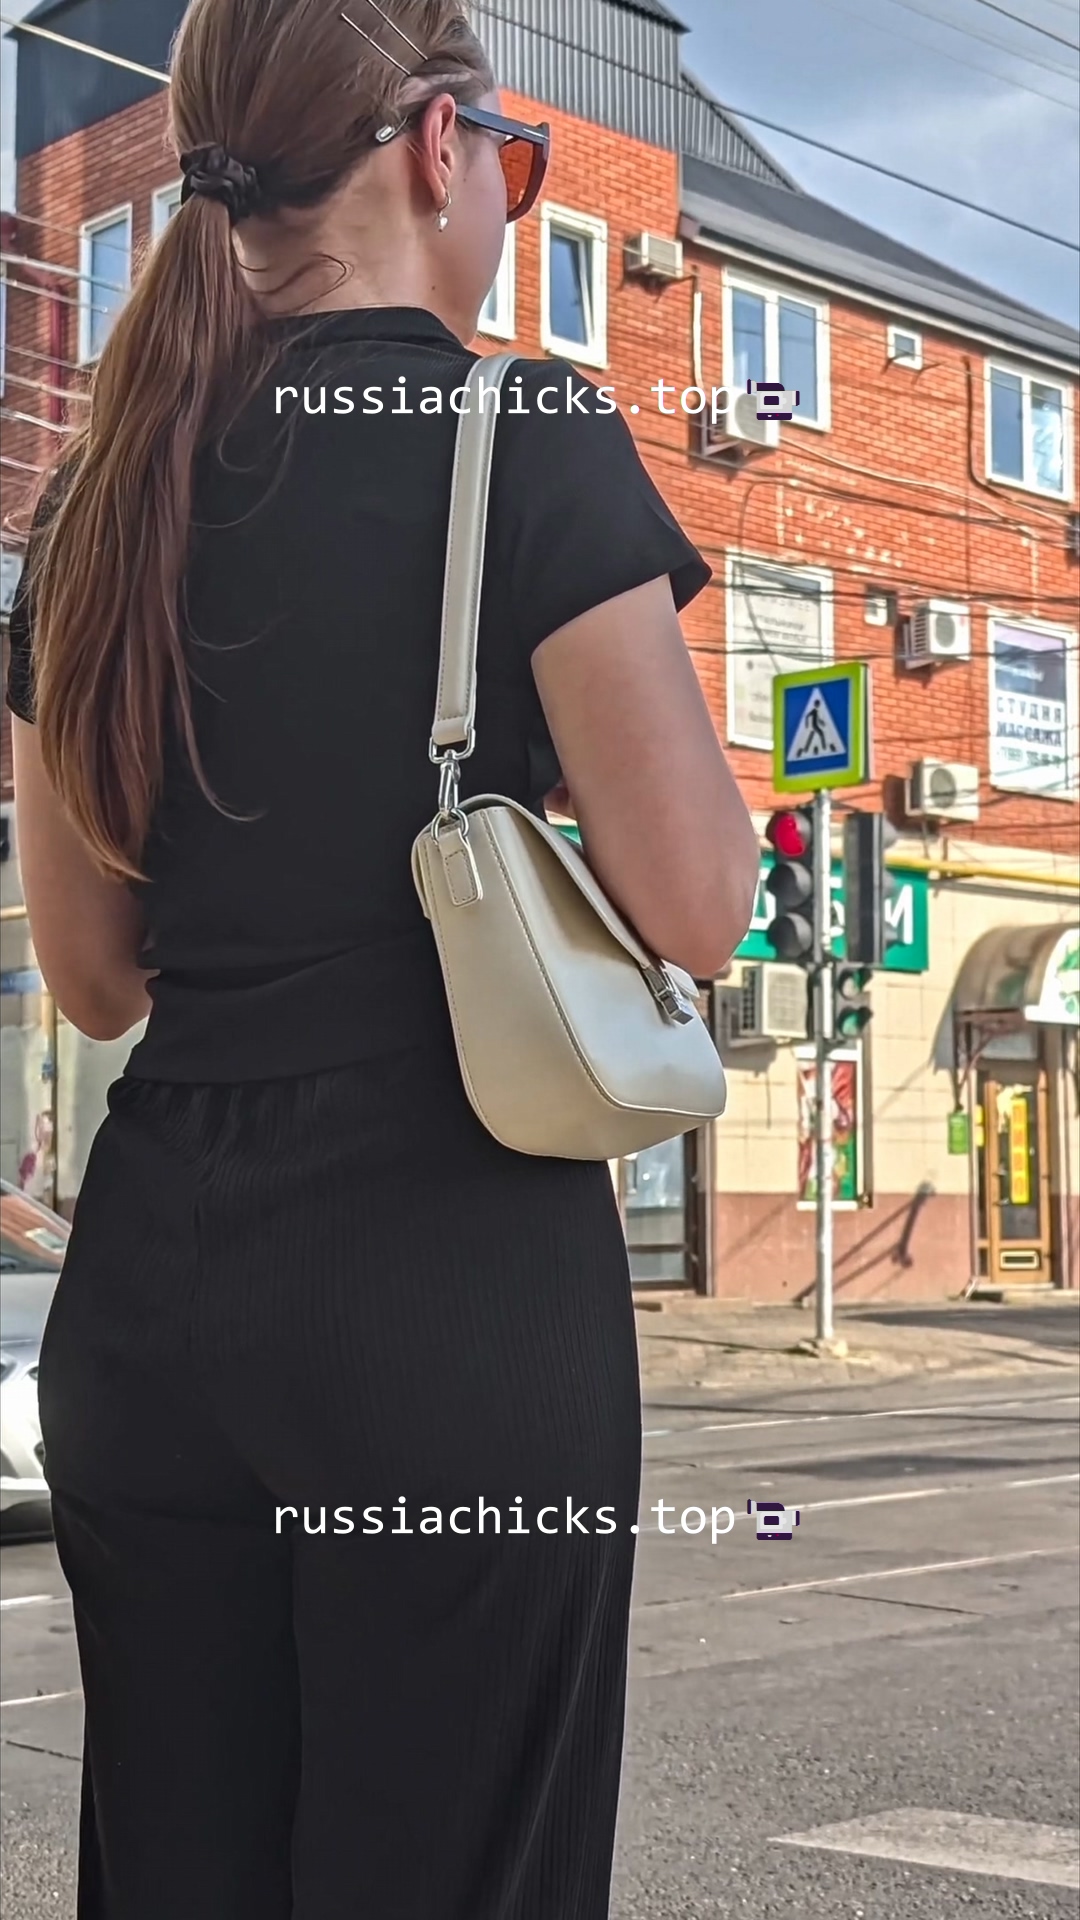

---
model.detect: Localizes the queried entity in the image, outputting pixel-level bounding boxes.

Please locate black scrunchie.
[180,145,263,223]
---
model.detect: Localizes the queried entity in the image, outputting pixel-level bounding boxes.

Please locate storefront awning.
[955,923,1080,1026]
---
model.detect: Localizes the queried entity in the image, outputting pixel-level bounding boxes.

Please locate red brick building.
[2,0,1078,1296]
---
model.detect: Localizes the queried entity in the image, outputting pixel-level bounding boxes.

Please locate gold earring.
[437,190,451,231]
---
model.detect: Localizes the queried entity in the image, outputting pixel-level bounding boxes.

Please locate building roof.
[606,0,685,21]
[681,155,1080,368]
[680,72,797,192]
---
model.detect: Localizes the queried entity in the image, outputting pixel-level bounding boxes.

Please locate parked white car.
[0,1180,68,1528]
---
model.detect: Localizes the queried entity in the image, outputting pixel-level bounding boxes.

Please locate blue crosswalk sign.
[773,663,870,793]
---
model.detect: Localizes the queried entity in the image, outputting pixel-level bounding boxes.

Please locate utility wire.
[968,0,1080,53]
[883,0,1080,75]
[4,9,1077,252]
[0,15,169,84]
[801,0,1078,110]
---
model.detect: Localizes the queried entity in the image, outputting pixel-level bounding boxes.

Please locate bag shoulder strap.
[430,352,518,756]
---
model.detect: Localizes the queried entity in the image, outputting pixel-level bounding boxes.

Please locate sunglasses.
[374,101,550,224]
[453,104,550,223]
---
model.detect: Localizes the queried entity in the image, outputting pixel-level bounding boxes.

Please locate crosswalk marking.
[772,1809,1080,1889]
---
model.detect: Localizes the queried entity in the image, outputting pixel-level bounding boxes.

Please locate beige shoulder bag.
[411,353,728,1160]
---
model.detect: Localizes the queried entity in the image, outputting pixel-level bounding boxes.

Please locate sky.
[2,0,1078,325]
[674,0,1079,326]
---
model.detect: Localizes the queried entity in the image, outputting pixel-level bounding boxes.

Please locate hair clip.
[340,0,425,75]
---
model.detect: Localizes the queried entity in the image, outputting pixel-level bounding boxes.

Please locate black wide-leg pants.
[38,1035,642,1920]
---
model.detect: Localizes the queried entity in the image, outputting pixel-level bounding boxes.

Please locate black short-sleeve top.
[5,306,710,1080]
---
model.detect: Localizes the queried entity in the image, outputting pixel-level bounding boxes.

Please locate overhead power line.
[968,0,1080,53]
[0,15,169,83]
[883,0,1080,75]
[691,100,1079,250]
[4,9,1078,253]
[803,0,1078,111]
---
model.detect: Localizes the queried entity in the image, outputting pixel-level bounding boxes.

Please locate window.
[726,554,834,749]
[987,362,1071,498]
[78,207,132,362]
[887,325,922,369]
[152,180,183,238]
[478,226,515,340]
[540,205,607,368]
[988,617,1078,799]
[724,273,830,428]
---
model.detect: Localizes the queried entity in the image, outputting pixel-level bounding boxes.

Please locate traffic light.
[834,964,872,1039]
[764,808,815,964]
[843,811,900,969]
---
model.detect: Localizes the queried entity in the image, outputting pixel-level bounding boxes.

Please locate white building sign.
[727,557,831,749]
[989,619,1077,798]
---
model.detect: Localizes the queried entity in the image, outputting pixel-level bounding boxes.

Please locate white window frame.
[722,269,831,432]
[152,179,183,240]
[539,204,608,370]
[725,551,835,752]
[887,323,922,369]
[477,225,516,341]
[984,358,1074,501]
[987,612,1079,802]
[78,204,132,365]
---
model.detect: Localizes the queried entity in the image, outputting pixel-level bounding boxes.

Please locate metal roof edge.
[681,189,1080,375]
[679,66,801,192]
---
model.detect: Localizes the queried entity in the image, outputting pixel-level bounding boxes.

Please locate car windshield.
[0,1186,69,1274]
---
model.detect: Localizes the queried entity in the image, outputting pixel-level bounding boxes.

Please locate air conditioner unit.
[623,232,684,282]
[906,758,980,824]
[903,598,972,667]
[699,389,779,462]
[1067,512,1080,560]
[714,964,809,1048]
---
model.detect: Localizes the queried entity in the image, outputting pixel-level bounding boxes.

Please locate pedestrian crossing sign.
[773,662,870,793]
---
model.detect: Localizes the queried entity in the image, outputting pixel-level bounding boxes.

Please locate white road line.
[0,1595,60,1612]
[717,1544,1078,1603]
[645,1424,1080,1478]
[0,1689,80,1710]
[772,1808,1080,1890]
[635,1468,1080,1530]
[643,1392,1079,1446]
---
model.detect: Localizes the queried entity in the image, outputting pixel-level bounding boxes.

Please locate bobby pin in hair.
[340,0,425,75]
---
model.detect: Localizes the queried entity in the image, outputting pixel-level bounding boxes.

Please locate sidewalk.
[633,1291,1080,1391]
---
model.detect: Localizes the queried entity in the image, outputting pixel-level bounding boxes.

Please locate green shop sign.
[736,857,930,974]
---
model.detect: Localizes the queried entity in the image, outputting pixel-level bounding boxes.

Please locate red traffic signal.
[764,809,815,964]
[765,809,812,861]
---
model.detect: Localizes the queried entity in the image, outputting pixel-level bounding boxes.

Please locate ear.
[410,93,460,213]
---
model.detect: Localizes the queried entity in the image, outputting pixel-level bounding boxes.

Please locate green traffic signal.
[834,964,873,1038]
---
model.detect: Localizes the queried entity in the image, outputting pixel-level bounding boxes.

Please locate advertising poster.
[795,1049,862,1210]
[989,621,1076,797]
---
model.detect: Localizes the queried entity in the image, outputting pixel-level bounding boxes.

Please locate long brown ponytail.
[29,0,492,879]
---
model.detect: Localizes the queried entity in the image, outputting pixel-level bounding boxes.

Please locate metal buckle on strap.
[644,965,696,1025]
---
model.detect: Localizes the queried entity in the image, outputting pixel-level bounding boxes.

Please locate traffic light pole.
[812,788,835,1344]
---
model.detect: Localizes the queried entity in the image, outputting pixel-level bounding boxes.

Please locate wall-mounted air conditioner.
[623,233,684,282]
[700,389,779,462]
[714,964,809,1048]
[906,758,980,824]
[903,598,972,667]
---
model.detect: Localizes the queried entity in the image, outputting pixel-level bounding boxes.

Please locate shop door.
[618,1134,701,1288]
[977,1066,1053,1283]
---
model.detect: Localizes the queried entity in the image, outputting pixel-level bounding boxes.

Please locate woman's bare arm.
[12,717,155,1042]
[532,576,759,980]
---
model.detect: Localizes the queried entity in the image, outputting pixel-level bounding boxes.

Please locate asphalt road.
[2,1372,1078,1917]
